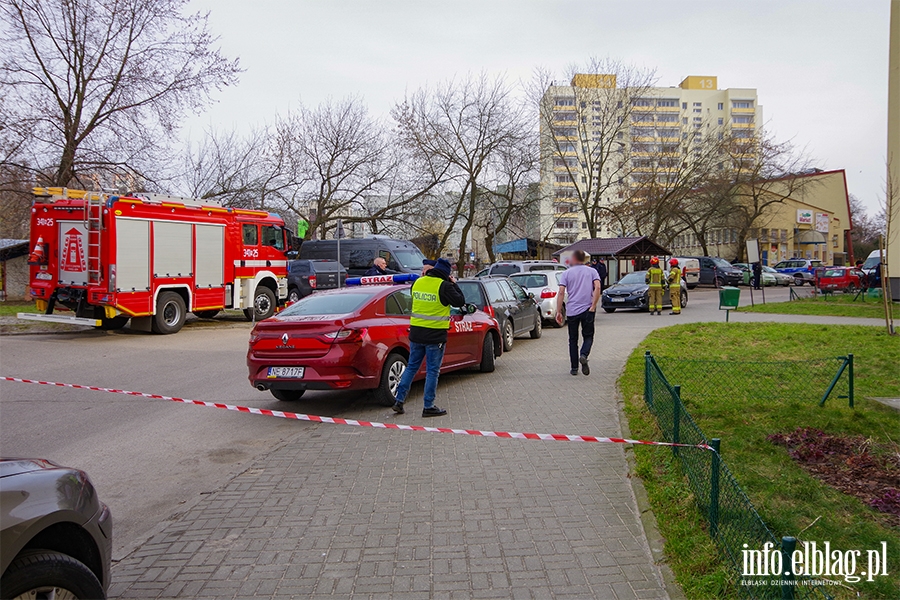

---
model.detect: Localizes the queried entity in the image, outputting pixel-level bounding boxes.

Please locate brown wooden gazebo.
[553,236,672,282]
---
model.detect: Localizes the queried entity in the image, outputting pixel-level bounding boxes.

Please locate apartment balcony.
[655,106,680,112]
[731,107,755,114]
[731,122,755,128]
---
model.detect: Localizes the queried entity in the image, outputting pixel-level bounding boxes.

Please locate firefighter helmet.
[650,256,660,265]
[669,258,679,267]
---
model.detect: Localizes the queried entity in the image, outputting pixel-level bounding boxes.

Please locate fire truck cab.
[20,188,289,334]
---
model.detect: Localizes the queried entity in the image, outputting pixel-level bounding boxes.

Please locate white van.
[861,249,884,274]
[671,257,700,289]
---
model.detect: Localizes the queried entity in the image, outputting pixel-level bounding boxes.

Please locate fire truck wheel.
[244,287,276,321]
[152,291,186,334]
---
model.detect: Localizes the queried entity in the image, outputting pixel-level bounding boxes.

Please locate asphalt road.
[0,283,871,562]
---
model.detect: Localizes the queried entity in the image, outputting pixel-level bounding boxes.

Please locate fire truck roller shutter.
[116,218,150,291]
[195,224,225,288]
[153,221,192,278]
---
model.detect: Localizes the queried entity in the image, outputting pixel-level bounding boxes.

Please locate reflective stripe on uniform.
[410,313,450,321]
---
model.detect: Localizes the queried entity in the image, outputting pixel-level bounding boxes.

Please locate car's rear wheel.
[502,320,514,352]
[529,314,542,339]
[603,307,616,313]
[794,275,805,286]
[271,389,305,401]
[288,287,302,303]
[715,276,725,288]
[479,334,495,373]
[374,353,406,406]
[152,291,186,334]
[0,550,105,600]
[680,289,688,308]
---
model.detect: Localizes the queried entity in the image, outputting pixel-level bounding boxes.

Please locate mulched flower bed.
[768,427,900,528]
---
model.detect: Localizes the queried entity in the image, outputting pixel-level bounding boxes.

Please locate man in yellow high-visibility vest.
[667,258,682,315]
[645,256,665,316]
[392,258,466,417]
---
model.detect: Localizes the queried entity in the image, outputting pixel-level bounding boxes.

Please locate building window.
[632,127,655,137]
[557,142,576,152]
[632,113,654,122]
[632,98,653,107]
[717,117,724,125]
[556,97,575,106]
[554,174,571,183]
[582,222,588,229]
[554,111,576,121]
[693,108,702,113]
[682,102,687,109]
[832,235,838,248]
[657,114,679,123]
[733,130,752,138]
[658,99,679,107]
[553,127,576,137]
[555,188,575,198]
[659,128,679,137]
[733,115,754,124]
[682,117,688,125]
[732,100,754,109]
[693,102,702,107]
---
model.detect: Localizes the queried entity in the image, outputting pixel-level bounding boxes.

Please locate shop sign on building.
[815,212,830,233]
[797,209,813,224]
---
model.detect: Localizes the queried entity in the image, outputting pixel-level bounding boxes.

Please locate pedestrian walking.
[645,257,665,316]
[391,258,466,417]
[593,257,608,290]
[555,250,601,376]
[752,262,762,290]
[667,258,682,315]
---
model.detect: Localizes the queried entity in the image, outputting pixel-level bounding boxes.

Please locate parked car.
[509,270,566,327]
[772,259,824,286]
[762,265,794,286]
[484,260,566,276]
[601,270,688,313]
[861,249,884,278]
[287,259,347,302]
[455,276,542,351]
[248,277,502,406]
[679,256,743,287]
[816,267,863,293]
[299,237,427,276]
[1,458,112,599]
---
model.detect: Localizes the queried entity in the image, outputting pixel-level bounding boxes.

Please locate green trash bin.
[719,286,740,321]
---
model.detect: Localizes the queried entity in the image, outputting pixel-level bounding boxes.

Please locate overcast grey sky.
[187,0,891,215]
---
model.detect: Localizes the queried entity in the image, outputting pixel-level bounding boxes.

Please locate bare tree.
[0,0,240,188]
[530,58,657,239]
[393,74,533,275]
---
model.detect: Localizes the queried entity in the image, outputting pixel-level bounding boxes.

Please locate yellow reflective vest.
[646,267,665,288]
[409,276,450,330]
[668,266,681,288]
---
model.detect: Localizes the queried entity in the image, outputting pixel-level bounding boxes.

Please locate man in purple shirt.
[555,250,601,376]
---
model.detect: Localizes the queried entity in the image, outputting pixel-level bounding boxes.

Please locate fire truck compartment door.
[57,222,89,286]
[153,221,192,278]
[195,224,225,287]
[116,218,150,291]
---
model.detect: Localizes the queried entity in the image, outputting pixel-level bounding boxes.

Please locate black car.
[456,276,542,351]
[680,256,743,287]
[287,259,347,302]
[601,271,688,313]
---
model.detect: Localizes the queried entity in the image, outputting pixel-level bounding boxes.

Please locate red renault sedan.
[247,277,502,406]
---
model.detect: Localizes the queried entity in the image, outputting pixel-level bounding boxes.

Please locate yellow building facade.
[668,169,853,265]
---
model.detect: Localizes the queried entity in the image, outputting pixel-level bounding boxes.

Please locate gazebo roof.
[553,236,671,258]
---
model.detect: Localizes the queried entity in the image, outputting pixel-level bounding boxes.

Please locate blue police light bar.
[346,273,420,286]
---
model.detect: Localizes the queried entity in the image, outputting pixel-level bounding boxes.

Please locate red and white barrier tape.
[1,376,712,450]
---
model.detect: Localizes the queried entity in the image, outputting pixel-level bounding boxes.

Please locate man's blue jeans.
[394,341,445,409]
[566,310,595,370]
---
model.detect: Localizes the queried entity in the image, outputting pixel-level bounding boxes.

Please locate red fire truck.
[20,187,290,334]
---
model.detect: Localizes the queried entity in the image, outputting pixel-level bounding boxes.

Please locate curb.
[617,392,686,600]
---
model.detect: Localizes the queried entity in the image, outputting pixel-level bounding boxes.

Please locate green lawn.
[0,301,39,317]
[621,323,900,599]
[737,293,898,319]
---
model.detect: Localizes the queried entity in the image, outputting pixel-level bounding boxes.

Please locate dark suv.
[456,276,541,351]
[681,256,743,287]
[287,260,347,302]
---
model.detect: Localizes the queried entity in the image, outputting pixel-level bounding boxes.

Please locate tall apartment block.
[539,75,761,244]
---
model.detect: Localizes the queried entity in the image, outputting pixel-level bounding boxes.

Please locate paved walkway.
[107,289,884,599]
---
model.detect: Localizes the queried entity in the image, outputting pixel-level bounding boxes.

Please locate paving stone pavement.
[108,289,885,599]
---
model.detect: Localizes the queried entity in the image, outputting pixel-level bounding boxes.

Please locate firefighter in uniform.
[391,258,466,417]
[645,256,665,315]
[667,258,682,315]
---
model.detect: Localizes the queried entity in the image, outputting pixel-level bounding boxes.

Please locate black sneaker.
[391,402,404,414]
[570,368,578,376]
[579,355,590,376]
[422,406,447,417]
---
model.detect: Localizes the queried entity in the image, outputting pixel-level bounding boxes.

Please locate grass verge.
[621,323,900,599]
[737,293,898,319]
[0,301,39,317]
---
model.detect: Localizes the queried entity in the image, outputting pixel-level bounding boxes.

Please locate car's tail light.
[309,275,317,289]
[540,288,556,299]
[482,305,495,319]
[319,327,367,343]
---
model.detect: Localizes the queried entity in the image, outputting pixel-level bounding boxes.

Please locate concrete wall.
[2,255,30,301]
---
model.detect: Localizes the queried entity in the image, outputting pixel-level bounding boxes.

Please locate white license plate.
[35,272,53,281]
[611,298,625,303]
[267,366,304,379]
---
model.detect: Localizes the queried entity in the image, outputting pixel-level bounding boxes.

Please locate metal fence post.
[781,536,797,599]
[848,353,854,408]
[710,438,720,539]
[820,356,849,407]
[644,351,652,409]
[672,385,681,456]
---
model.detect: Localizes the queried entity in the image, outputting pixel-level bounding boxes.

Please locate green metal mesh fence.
[644,352,834,599]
